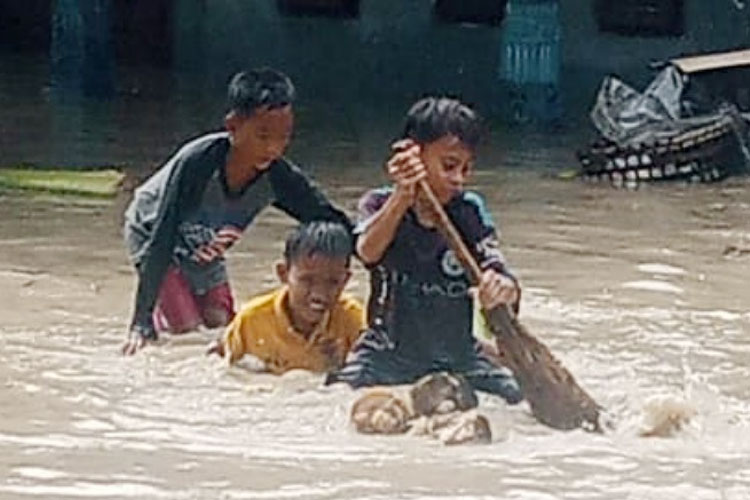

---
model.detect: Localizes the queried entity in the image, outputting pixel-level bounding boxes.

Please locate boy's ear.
[276,260,289,284]
[224,111,238,133]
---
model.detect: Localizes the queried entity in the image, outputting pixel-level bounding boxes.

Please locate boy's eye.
[445,161,472,176]
[257,132,291,144]
[442,160,461,172]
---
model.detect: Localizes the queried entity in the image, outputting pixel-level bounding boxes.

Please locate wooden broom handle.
[417,179,484,284]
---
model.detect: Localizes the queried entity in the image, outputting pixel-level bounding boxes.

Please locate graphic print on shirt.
[440,249,465,278]
[172,166,274,264]
[175,222,243,263]
[439,238,506,280]
[475,234,506,269]
[357,188,515,343]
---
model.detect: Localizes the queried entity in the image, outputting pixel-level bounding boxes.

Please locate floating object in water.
[723,244,750,258]
[0,167,124,198]
[555,168,581,180]
[577,81,749,187]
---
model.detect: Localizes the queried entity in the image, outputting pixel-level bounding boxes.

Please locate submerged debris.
[578,60,750,187]
[350,372,494,445]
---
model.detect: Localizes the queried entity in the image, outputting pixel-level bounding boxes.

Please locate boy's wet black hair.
[401,96,484,150]
[227,68,296,117]
[283,221,353,265]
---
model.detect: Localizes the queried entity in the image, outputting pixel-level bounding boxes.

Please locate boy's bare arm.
[357,191,412,264]
[205,311,245,362]
[206,338,225,357]
[358,141,426,264]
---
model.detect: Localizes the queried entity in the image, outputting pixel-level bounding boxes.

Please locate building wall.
[559,0,750,119]
[172,0,504,110]
[171,0,750,121]
[561,0,750,74]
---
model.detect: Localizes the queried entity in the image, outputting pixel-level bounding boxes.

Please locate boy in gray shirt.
[123,68,349,355]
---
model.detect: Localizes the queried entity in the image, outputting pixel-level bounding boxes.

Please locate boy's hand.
[121,325,157,356]
[206,339,225,357]
[387,139,426,205]
[121,331,149,356]
[476,269,519,311]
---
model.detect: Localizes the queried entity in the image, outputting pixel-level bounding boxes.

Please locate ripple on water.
[12,466,68,480]
[621,280,684,294]
[637,263,687,276]
[0,482,174,498]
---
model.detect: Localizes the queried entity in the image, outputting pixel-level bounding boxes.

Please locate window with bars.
[594,0,684,37]
[277,0,359,18]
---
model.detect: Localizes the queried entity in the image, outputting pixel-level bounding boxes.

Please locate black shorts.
[326,328,523,404]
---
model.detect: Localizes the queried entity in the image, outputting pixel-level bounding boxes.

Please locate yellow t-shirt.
[222,287,366,374]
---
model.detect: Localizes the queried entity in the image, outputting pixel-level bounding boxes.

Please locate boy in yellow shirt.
[207,221,365,374]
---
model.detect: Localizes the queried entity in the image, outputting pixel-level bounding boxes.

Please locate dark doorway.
[0,0,173,65]
[434,0,508,26]
[0,0,52,52]
[277,0,360,18]
[594,0,684,37]
[113,0,173,65]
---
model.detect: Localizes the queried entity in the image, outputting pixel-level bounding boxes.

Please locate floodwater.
[2,52,750,499]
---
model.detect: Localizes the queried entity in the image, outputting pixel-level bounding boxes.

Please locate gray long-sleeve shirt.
[124,132,350,338]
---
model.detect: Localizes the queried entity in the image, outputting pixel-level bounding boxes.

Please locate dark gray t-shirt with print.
[125,132,270,293]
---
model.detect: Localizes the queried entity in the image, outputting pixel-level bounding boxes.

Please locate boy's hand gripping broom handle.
[416,179,602,431]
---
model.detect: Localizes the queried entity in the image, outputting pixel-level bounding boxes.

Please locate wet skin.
[224,104,294,191]
[276,254,351,338]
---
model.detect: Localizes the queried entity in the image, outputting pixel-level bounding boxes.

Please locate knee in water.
[410,372,478,417]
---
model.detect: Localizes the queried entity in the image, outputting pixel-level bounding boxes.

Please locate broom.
[417,179,602,431]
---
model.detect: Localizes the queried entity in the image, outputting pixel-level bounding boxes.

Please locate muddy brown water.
[2,162,749,499]
[2,52,750,500]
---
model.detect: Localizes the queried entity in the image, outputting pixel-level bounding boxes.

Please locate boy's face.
[227,105,294,170]
[276,254,351,332]
[421,134,474,204]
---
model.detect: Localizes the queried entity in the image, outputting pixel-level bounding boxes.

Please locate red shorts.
[152,266,235,334]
